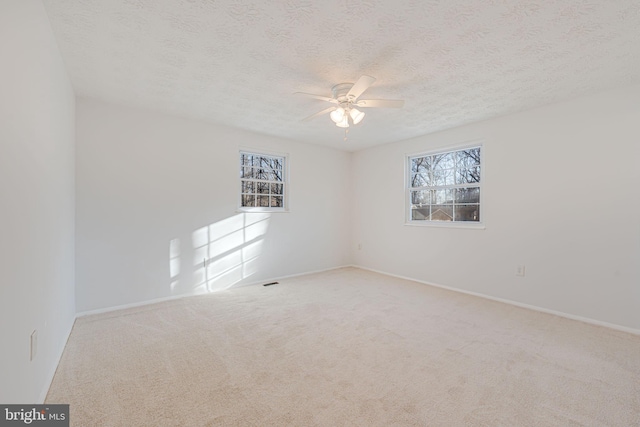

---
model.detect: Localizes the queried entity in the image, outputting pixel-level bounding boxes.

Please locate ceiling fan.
[295,75,404,128]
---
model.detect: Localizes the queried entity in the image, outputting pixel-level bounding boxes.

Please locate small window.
[239,151,287,211]
[407,146,481,223]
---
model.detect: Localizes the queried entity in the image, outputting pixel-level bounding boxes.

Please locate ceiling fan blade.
[294,92,338,103]
[302,106,336,122]
[347,75,376,100]
[356,99,405,108]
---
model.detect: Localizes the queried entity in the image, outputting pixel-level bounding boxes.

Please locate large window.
[239,151,287,210]
[408,146,481,223]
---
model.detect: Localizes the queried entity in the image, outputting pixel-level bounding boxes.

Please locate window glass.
[408,146,481,223]
[240,151,287,210]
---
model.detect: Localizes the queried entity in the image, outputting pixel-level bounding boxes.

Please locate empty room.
[2,0,639,425]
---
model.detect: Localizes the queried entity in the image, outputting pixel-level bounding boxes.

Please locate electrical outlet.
[30,330,38,361]
[516,265,526,277]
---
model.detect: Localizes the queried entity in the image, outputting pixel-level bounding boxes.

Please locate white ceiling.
[42,0,640,151]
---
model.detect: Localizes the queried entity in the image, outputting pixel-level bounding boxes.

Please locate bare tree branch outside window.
[240,152,286,209]
[408,146,481,222]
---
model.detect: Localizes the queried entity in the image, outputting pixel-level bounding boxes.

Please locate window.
[239,151,287,210]
[407,146,481,223]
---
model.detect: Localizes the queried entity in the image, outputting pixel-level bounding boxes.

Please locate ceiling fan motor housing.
[332,82,356,102]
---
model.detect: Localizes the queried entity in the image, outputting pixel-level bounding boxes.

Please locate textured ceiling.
[42,0,640,151]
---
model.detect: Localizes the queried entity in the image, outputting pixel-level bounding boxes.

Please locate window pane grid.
[240,152,286,209]
[409,147,481,223]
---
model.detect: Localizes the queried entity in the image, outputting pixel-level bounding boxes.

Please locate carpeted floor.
[46,267,640,426]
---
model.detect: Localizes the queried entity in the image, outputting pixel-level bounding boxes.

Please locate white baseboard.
[73,263,640,334]
[77,293,199,318]
[354,265,640,336]
[38,317,75,403]
[76,265,352,318]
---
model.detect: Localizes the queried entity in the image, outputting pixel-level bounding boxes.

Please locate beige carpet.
[46,267,640,426]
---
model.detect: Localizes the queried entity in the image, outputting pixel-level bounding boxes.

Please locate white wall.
[0,0,76,403]
[75,99,352,312]
[352,85,640,331]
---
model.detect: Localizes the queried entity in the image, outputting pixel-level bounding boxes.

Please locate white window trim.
[404,142,485,229]
[238,148,290,213]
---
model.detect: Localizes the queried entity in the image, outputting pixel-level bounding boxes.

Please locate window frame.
[238,149,289,213]
[405,143,484,229]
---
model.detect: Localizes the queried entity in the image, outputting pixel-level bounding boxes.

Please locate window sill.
[404,221,485,230]
[237,207,289,213]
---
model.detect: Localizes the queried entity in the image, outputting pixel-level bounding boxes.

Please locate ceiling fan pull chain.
[344,128,349,141]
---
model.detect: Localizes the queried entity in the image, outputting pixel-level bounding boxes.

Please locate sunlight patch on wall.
[169,238,180,291]
[190,212,270,293]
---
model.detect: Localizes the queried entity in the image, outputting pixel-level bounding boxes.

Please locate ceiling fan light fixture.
[350,108,365,124]
[296,75,404,136]
[335,115,349,128]
[330,107,345,123]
